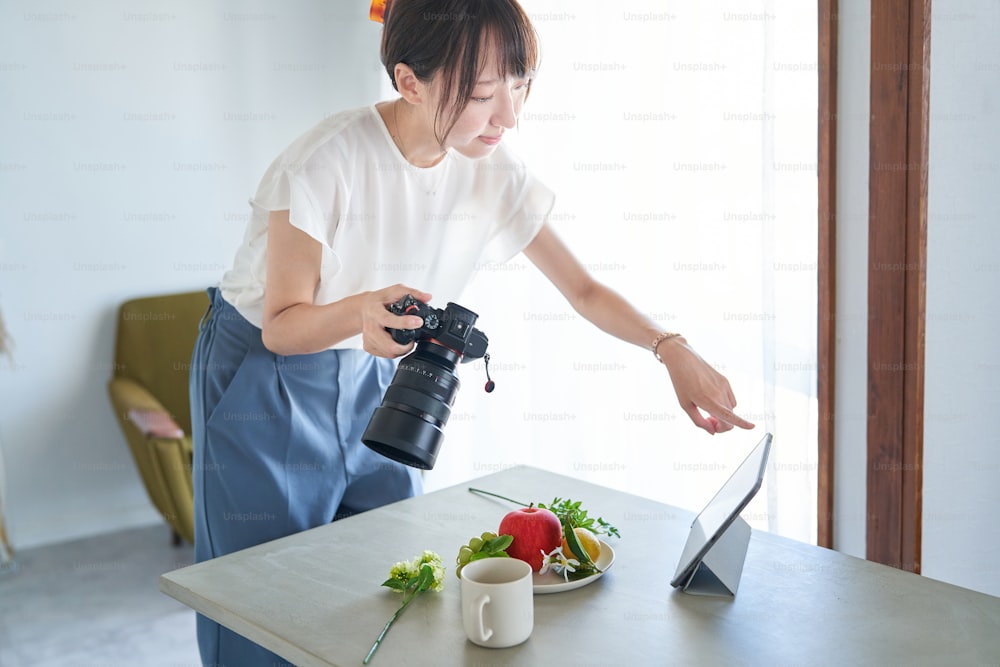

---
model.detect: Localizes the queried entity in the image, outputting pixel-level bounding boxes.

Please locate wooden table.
[161,466,1000,666]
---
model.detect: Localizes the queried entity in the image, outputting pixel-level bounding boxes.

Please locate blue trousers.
[189,287,422,667]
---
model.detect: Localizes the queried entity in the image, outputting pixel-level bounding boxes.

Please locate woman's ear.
[393,63,427,105]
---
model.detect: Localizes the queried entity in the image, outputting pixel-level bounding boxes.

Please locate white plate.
[532,540,615,594]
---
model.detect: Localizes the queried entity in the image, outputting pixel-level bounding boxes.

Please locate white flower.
[537,546,561,575]
[538,546,579,582]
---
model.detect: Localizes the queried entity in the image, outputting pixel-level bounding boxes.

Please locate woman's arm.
[522,223,754,434]
[261,209,430,357]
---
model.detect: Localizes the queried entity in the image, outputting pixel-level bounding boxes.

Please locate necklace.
[391,99,446,167]
[391,99,410,161]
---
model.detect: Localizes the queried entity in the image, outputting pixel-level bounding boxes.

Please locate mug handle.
[475,594,493,642]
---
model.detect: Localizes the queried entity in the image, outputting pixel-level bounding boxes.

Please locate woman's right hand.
[359,284,434,358]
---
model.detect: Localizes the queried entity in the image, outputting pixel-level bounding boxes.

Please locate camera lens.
[362,342,462,470]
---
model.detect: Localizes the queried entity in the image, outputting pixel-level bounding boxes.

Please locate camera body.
[385,294,488,361]
[362,295,490,470]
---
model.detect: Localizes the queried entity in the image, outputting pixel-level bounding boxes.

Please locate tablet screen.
[671,433,772,586]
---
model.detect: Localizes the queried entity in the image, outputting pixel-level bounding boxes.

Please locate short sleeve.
[479,168,555,264]
[251,167,339,250]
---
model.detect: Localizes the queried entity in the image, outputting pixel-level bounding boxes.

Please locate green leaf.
[414,564,435,592]
[598,517,621,538]
[543,497,621,539]
[564,565,600,581]
[562,522,593,567]
[381,578,408,591]
[469,542,512,564]
[484,534,513,553]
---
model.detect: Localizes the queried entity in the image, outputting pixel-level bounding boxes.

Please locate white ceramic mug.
[460,557,533,648]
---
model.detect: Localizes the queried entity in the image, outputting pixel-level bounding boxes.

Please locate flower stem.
[467,487,529,507]
[362,592,416,664]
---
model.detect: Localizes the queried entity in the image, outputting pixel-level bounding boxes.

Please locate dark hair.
[380,0,539,144]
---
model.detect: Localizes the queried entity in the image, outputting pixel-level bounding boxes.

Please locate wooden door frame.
[817,0,930,571]
[865,0,930,573]
[817,0,837,550]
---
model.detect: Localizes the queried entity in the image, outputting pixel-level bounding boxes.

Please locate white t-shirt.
[219,104,555,349]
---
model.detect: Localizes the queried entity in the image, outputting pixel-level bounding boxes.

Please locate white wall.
[0,1,385,549]
[832,0,870,560]
[923,1,1000,596]
[425,0,820,546]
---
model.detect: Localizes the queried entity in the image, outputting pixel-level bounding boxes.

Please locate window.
[426,1,819,545]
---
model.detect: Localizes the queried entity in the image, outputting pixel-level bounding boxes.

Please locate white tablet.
[670,433,773,589]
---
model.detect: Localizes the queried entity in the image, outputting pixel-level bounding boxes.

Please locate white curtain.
[423,0,818,545]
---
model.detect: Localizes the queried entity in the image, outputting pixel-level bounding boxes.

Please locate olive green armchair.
[107,290,208,545]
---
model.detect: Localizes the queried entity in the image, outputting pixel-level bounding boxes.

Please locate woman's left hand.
[656,337,756,435]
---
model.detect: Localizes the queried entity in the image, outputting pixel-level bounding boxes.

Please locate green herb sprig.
[467,487,621,539]
[538,497,621,539]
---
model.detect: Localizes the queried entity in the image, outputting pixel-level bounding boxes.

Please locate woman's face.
[431,51,532,159]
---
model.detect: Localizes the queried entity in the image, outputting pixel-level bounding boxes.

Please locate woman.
[190,0,754,663]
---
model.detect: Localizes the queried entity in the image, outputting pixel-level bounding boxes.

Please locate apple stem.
[467,487,529,507]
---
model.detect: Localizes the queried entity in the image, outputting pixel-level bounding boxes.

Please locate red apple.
[498,507,563,571]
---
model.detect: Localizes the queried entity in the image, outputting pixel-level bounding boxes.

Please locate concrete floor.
[0,524,201,667]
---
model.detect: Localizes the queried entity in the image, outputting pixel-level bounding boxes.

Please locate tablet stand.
[679,516,752,597]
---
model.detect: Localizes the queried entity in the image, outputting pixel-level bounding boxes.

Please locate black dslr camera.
[383,294,489,355]
[361,295,493,470]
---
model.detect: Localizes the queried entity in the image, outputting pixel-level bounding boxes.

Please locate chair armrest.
[108,377,186,438]
[127,408,184,439]
[108,375,196,543]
